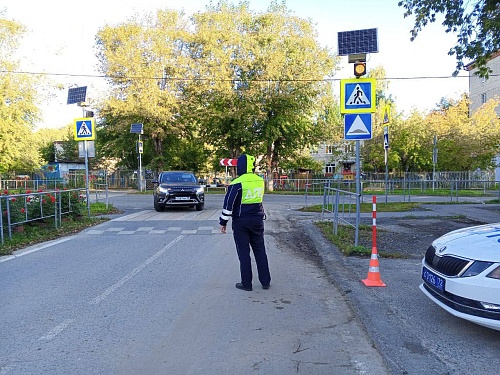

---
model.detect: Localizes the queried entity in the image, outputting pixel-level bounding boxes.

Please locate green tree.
[280,154,324,174]
[0,16,43,174]
[95,9,193,171]
[398,0,500,78]
[189,1,339,177]
[387,110,433,173]
[361,67,398,173]
[428,95,500,170]
[94,2,339,177]
[37,127,67,163]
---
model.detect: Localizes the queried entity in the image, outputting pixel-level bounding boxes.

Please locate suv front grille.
[424,246,470,276]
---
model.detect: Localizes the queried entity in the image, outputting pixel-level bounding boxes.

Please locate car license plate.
[176,197,189,200]
[422,266,445,292]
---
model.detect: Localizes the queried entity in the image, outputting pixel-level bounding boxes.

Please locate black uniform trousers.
[232,216,271,289]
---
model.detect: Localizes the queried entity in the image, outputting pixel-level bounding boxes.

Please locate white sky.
[3,0,469,129]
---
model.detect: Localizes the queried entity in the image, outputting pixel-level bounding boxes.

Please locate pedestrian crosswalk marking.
[85,226,222,236]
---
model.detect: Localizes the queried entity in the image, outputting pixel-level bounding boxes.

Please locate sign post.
[338,28,379,247]
[384,126,390,203]
[130,123,144,192]
[432,135,438,191]
[219,158,237,184]
[74,117,96,216]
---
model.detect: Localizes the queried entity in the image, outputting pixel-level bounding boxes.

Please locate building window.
[325,144,334,154]
[481,93,487,104]
[344,144,353,153]
[325,163,335,174]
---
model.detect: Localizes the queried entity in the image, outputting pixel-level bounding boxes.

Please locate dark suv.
[152,171,205,212]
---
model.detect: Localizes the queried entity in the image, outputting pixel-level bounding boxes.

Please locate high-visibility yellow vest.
[231,173,264,204]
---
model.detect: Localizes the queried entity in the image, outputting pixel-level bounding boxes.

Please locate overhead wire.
[0,69,482,82]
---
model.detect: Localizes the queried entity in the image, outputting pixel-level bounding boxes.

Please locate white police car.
[420,223,500,331]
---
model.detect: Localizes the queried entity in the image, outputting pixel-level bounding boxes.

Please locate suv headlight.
[158,186,170,194]
[196,187,204,194]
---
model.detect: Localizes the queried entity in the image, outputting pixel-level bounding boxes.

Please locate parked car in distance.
[420,223,500,331]
[152,171,205,212]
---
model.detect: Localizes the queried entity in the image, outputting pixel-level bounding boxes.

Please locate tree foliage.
[398,0,500,78]
[0,17,43,174]
[427,95,500,170]
[364,94,500,173]
[94,1,339,175]
[95,9,195,171]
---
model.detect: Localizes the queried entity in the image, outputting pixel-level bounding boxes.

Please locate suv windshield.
[160,172,197,183]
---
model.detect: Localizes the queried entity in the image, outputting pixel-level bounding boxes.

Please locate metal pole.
[138,134,143,192]
[433,135,437,191]
[355,140,360,246]
[84,140,90,216]
[385,148,388,204]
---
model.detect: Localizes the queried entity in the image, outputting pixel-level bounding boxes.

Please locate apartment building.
[466,51,500,116]
[310,140,357,179]
[465,52,500,179]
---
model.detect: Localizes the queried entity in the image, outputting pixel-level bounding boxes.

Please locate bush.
[0,188,86,227]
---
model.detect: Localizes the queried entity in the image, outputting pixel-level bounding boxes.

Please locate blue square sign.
[74,117,95,141]
[344,113,372,140]
[340,78,376,113]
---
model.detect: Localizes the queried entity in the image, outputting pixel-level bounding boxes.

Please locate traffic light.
[354,62,366,77]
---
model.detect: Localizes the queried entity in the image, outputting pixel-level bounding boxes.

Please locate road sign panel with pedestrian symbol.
[74,118,95,141]
[383,126,389,149]
[340,78,376,113]
[344,113,372,140]
[383,105,391,124]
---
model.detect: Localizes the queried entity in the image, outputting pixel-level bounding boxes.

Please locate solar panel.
[338,28,378,56]
[67,86,87,104]
[130,123,144,134]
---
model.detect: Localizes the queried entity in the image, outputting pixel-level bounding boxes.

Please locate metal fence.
[0,188,86,243]
[304,178,500,204]
[306,175,500,248]
[3,169,499,198]
[0,179,69,191]
[93,183,109,208]
[308,181,361,247]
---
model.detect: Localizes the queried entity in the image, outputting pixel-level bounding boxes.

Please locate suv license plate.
[422,266,445,292]
[176,197,189,200]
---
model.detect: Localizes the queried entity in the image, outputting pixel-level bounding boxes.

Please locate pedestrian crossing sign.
[74,117,96,141]
[340,78,376,114]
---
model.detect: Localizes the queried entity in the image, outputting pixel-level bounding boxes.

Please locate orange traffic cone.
[362,245,386,287]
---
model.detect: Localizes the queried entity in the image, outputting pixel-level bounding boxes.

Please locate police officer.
[219,154,271,291]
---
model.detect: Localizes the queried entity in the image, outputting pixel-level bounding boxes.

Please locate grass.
[314,221,406,259]
[309,201,423,258]
[315,221,372,256]
[0,202,121,256]
[301,201,422,213]
[364,188,490,197]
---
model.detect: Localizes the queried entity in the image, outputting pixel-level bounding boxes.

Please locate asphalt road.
[2,191,500,374]
[0,192,387,375]
[302,197,500,375]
